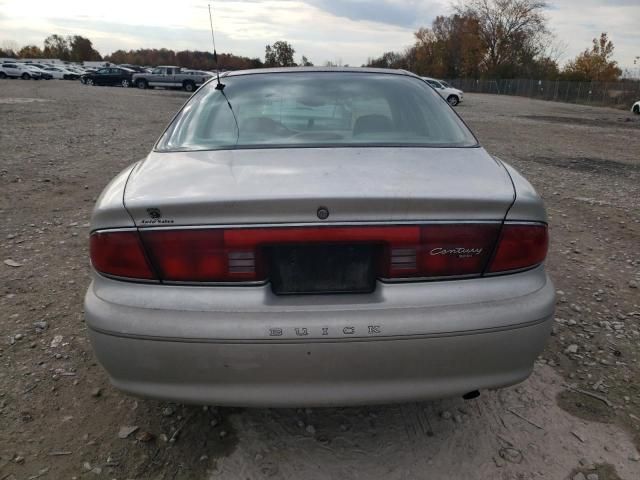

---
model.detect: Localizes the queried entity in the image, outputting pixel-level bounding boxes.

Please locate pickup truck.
[132,66,212,92]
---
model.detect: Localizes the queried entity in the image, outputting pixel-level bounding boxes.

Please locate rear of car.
[26,65,52,80]
[19,64,42,80]
[85,69,553,406]
[41,67,68,80]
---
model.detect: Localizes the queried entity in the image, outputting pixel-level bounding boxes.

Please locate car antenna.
[208,3,225,90]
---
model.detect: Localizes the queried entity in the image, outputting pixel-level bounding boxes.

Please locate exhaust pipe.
[463,390,480,400]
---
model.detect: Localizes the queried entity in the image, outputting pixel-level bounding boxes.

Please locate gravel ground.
[1,80,639,480]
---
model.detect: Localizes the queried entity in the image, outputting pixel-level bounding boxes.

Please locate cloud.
[545,0,639,68]
[304,0,445,28]
[0,1,416,65]
[0,0,638,70]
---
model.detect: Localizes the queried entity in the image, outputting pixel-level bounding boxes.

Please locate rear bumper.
[88,320,551,406]
[85,267,554,406]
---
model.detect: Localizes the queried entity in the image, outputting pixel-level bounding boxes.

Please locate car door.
[148,67,165,86]
[104,68,117,85]
[161,67,175,87]
[167,68,182,87]
[95,68,110,85]
[3,64,19,77]
[109,68,123,85]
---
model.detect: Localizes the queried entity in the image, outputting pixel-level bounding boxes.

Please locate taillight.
[140,226,415,283]
[90,223,548,283]
[488,224,548,273]
[90,231,155,280]
[139,225,501,282]
[141,229,261,282]
[385,224,501,278]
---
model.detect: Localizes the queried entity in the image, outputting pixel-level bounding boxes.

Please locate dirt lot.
[1,80,639,480]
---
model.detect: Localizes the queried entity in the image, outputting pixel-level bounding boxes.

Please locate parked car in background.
[183,69,215,77]
[0,63,22,79]
[632,101,640,114]
[0,62,42,79]
[25,65,52,80]
[65,66,87,76]
[422,77,464,106]
[118,64,151,73]
[79,67,98,84]
[82,67,135,87]
[132,66,211,92]
[85,68,553,407]
[28,63,53,70]
[41,66,79,80]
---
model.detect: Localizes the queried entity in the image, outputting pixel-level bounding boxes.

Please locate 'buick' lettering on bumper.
[268,326,382,338]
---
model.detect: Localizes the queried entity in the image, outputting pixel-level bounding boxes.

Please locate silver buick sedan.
[85,68,554,407]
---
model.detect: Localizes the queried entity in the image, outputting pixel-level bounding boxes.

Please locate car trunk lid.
[124,147,514,226]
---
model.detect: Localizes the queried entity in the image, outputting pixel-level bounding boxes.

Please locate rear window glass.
[156,72,477,152]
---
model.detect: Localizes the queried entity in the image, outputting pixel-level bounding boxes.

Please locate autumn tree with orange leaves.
[367,0,563,80]
[562,33,622,82]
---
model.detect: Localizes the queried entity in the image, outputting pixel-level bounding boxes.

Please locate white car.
[66,66,87,75]
[25,65,53,80]
[632,101,640,115]
[422,77,464,106]
[41,66,79,80]
[0,62,42,80]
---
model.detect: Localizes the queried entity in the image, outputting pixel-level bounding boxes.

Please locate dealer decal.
[140,207,175,225]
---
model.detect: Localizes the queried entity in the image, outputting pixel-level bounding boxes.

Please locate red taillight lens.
[90,231,155,280]
[385,224,501,278]
[488,224,548,273]
[141,229,261,282]
[419,224,501,277]
[140,226,416,282]
[91,223,547,283]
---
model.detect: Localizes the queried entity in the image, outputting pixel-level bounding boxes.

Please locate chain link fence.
[447,78,640,109]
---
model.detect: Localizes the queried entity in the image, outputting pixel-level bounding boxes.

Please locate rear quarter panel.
[91,162,140,230]
[497,159,547,223]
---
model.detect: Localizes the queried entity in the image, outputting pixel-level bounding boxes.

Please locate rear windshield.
[156,72,477,152]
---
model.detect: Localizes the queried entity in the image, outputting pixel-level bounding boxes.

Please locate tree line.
[0,36,311,71]
[1,34,102,63]
[365,0,622,82]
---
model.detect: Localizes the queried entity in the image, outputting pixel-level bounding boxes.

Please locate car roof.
[221,67,419,79]
[157,65,181,69]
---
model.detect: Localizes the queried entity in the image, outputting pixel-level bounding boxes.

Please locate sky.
[0,0,638,71]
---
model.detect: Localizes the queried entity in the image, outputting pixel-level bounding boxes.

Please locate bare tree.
[455,0,549,76]
[324,58,344,67]
[1,40,19,57]
[43,34,71,60]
